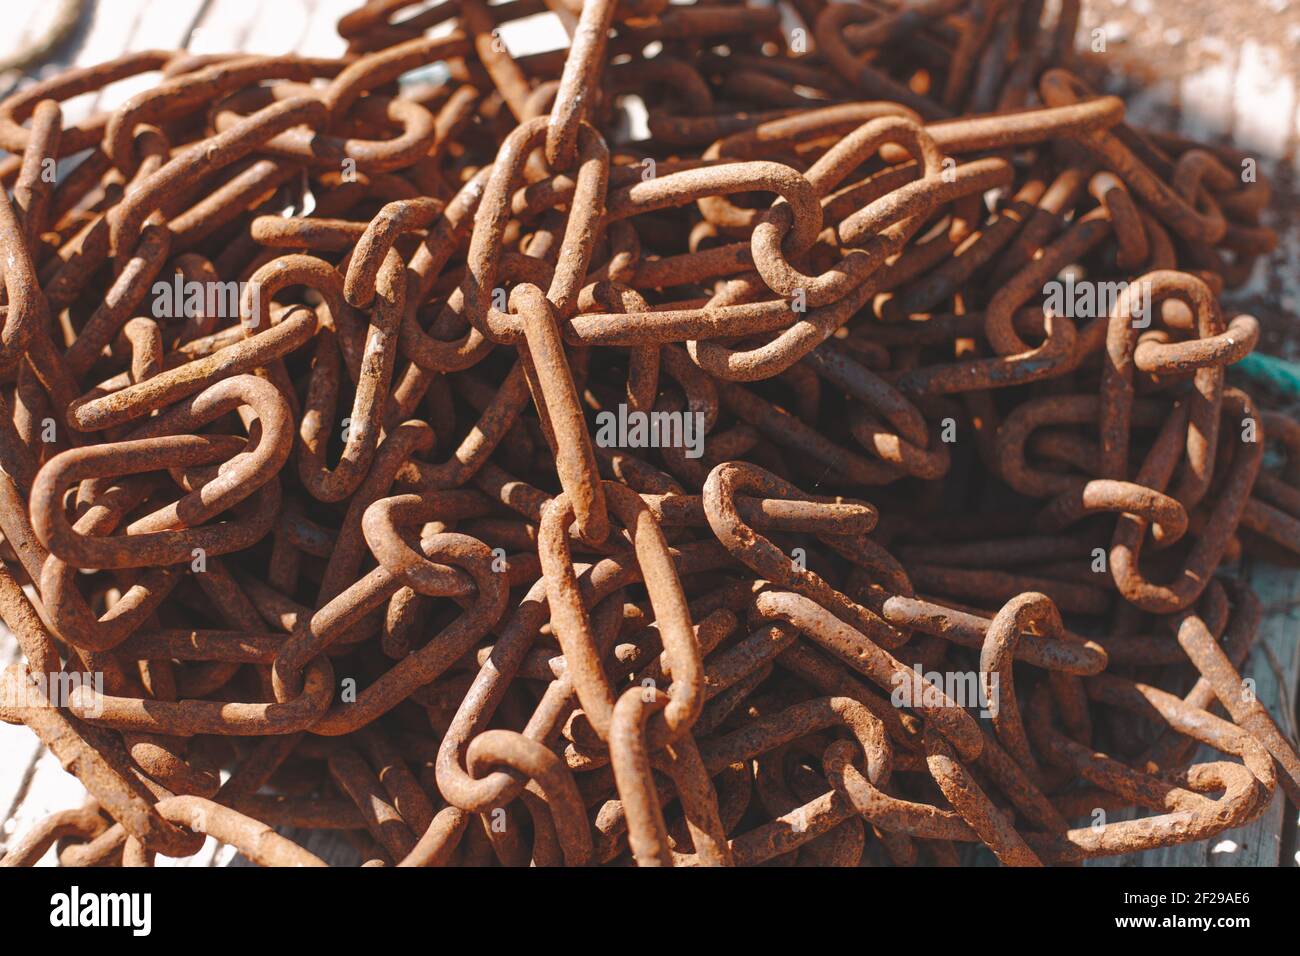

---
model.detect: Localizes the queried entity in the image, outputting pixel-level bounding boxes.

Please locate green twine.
[1234,352,1300,399]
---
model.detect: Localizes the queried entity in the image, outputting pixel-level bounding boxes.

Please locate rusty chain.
[0,0,1297,869]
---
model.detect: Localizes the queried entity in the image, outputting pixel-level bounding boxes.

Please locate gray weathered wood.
[1088,561,1300,867]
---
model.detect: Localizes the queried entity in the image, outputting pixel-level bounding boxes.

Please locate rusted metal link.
[0,0,1294,870]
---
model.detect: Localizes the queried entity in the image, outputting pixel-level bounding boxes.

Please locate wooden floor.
[0,0,1297,867]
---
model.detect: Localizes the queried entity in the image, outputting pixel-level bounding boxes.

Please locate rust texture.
[0,0,1297,868]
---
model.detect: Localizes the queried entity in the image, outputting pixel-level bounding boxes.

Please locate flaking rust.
[0,0,1297,868]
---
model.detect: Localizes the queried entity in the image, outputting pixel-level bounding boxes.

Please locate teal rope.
[1234,352,1300,399]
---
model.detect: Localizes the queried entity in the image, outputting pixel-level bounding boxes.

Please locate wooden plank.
[0,635,45,853]
[1204,561,1300,867]
[1078,0,1300,361]
[1088,561,1300,867]
[299,0,358,59]
[189,0,298,56]
[61,0,202,117]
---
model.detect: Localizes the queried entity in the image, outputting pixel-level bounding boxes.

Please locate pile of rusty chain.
[0,0,1297,869]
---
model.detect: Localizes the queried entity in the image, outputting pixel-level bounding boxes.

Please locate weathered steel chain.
[0,0,1296,869]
